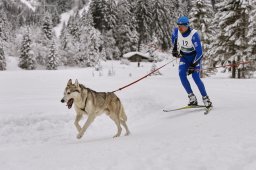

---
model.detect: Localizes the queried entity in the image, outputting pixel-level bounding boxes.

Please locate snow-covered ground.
[0,57,256,170]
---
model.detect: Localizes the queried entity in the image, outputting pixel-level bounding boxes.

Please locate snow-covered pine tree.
[0,9,13,55]
[67,11,81,42]
[151,0,175,50]
[248,0,256,59]
[189,0,214,50]
[0,10,7,71]
[42,12,53,40]
[19,30,36,70]
[102,30,120,60]
[24,16,47,68]
[57,0,72,14]
[115,24,139,57]
[0,45,6,71]
[59,21,79,66]
[76,26,103,67]
[208,0,250,78]
[46,41,58,70]
[207,2,224,70]
[61,21,79,53]
[90,0,118,58]
[27,24,53,67]
[0,10,8,42]
[134,0,153,51]
[189,0,215,75]
[59,23,68,50]
[35,12,60,68]
[116,0,137,28]
[245,0,256,76]
[102,0,118,31]
[75,10,103,67]
[90,0,109,33]
[179,0,192,15]
[51,9,60,27]
[114,0,139,56]
[81,8,94,28]
[211,0,222,11]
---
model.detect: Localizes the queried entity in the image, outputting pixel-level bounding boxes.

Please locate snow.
[5,56,21,71]
[123,51,151,59]
[0,57,256,170]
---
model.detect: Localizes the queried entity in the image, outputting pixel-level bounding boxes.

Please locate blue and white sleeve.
[171,28,178,47]
[192,32,203,65]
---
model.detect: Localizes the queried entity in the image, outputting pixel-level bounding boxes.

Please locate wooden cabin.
[123,52,154,62]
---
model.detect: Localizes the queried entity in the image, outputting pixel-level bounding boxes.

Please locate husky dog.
[61,79,130,139]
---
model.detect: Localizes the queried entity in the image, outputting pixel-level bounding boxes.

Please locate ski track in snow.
[0,57,256,170]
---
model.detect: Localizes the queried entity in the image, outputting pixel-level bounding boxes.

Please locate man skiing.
[171,16,212,108]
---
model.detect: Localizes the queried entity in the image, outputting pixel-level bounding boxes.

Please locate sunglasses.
[177,24,188,27]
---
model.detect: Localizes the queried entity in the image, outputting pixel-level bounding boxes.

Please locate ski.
[163,105,206,112]
[204,106,213,115]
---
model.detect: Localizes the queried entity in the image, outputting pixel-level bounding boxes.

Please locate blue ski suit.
[171,27,207,97]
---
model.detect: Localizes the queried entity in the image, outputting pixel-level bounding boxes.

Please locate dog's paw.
[113,134,121,138]
[125,132,130,136]
[77,133,83,139]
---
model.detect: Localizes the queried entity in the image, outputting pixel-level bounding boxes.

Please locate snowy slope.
[0,57,256,170]
[53,0,91,37]
[53,10,74,38]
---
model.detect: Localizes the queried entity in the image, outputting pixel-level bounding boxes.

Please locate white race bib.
[177,29,197,53]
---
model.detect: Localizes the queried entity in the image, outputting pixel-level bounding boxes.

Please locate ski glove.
[172,50,180,58]
[187,59,201,75]
[172,39,180,58]
[187,66,195,75]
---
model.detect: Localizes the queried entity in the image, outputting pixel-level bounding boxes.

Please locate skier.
[171,16,212,108]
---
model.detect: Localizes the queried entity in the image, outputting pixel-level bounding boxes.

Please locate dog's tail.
[119,104,127,122]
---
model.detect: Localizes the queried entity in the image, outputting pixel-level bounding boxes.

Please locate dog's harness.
[79,97,88,112]
[78,88,89,112]
[77,86,113,112]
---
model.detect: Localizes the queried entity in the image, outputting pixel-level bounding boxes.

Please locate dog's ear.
[75,79,79,87]
[67,79,72,86]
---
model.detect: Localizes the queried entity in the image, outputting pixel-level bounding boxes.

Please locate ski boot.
[202,96,212,109]
[188,93,198,106]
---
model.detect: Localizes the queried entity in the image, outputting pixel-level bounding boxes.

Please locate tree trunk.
[211,0,215,11]
[237,56,241,79]
[231,60,236,78]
